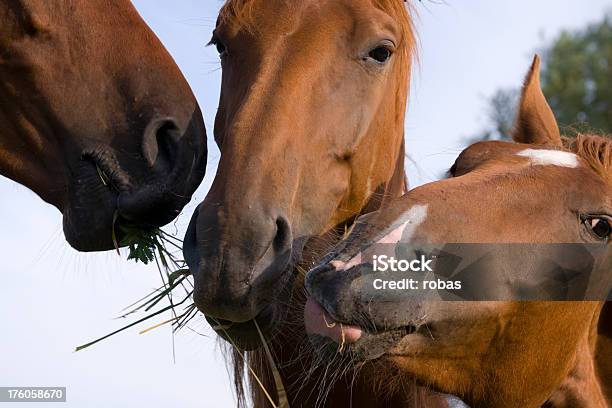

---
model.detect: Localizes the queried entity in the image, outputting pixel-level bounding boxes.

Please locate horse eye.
[215,41,227,56]
[368,46,392,63]
[209,35,227,57]
[584,217,612,240]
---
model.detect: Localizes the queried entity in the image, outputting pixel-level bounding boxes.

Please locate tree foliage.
[475,14,611,141]
[476,88,519,141]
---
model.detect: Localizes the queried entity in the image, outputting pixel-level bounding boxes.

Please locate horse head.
[0,0,207,251]
[183,0,414,348]
[305,56,611,407]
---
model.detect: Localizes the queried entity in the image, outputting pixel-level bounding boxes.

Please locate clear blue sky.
[0,1,609,407]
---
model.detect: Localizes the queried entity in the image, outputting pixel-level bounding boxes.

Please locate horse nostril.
[142,118,181,171]
[273,216,291,252]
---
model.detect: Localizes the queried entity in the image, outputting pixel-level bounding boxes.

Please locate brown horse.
[1,0,207,251]
[306,57,611,407]
[181,0,455,406]
[184,0,412,346]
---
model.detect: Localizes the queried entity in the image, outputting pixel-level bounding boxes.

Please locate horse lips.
[304,297,362,343]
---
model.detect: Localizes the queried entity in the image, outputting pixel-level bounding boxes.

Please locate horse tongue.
[304,297,362,343]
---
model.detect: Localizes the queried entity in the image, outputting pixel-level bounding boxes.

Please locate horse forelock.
[373,0,417,50]
[219,0,255,30]
[220,0,416,41]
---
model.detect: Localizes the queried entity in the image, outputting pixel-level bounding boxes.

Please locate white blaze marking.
[393,204,429,243]
[331,255,361,271]
[333,204,428,271]
[378,221,409,244]
[517,149,579,168]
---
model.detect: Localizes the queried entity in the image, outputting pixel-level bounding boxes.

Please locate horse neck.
[544,304,608,408]
[596,302,612,402]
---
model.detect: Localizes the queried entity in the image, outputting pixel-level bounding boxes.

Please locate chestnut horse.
[306,57,611,407]
[181,0,458,406]
[1,0,207,251]
[184,0,412,347]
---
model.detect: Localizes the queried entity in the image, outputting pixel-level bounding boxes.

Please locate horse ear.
[512,55,561,146]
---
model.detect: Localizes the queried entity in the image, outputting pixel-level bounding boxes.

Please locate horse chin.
[308,327,409,363]
[62,159,119,251]
[63,209,125,252]
[62,153,148,252]
[206,302,287,351]
[304,297,419,361]
[185,236,300,350]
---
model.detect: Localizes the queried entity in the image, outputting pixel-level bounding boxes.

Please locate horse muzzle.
[305,260,428,360]
[183,202,296,348]
[64,110,206,252]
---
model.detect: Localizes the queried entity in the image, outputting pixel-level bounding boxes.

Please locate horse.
[181,1,458,406]
[184,0,412,348]
[305,56,611,407]
[0,0,207,251]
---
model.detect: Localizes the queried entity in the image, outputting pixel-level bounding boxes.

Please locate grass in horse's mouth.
[75,225,288,407]
[75,226,194,352]
[111,215,166,264]
[87,152,122,193]
[95,164,112,188]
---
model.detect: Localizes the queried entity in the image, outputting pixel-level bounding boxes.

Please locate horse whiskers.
[320,351,359,407]
[423,322,435,341]
[281,334,327,402]
[285,329,365,408]
[313,349,347,407]
[349,362,363,408]
[254,320,290,408]
[283,302,434,408]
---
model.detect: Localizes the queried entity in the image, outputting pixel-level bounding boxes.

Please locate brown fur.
[183,1,450,407]
[305,56,611,407]
[0,0,206,251]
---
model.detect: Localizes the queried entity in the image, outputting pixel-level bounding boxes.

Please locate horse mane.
[218,0,259,31]
[564,133,612,182]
